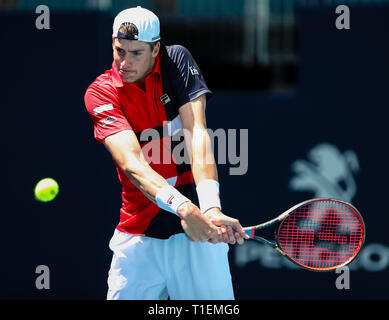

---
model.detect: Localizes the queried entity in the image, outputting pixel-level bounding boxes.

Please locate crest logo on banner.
[289,143,359,202]
[235,142,389,273]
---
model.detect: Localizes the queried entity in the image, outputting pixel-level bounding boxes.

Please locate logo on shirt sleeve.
[93,103,113,115]
[189,66,199,76]
[100,116,117,127]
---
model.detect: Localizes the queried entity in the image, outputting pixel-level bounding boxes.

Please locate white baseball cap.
[112,6,160,42]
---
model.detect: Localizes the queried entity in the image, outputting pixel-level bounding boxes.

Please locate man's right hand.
[177,202,220,243]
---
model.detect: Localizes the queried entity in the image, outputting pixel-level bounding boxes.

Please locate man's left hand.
[203,208,249,245]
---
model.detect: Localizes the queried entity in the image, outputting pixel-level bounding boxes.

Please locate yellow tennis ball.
[34,178,59,202]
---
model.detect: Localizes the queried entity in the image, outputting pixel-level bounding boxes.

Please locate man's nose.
[121,55,133,69]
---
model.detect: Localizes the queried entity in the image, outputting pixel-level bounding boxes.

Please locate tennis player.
[84,6,249,300]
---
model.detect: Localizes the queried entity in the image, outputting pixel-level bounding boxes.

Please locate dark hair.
[119,22,158,51]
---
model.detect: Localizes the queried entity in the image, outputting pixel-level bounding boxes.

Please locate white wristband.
[156,185,191,216]
[196,179,221,213]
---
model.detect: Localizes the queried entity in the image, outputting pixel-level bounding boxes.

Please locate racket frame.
[244,198,366,271]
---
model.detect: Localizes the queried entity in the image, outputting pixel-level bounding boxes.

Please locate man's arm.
[104,130,167,201]
[179,95,217,184]
[179,95,249,244]
[103,129,220,242]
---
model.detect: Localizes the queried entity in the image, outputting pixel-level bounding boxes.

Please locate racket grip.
[233,227,255,239]
[243,227,255,239]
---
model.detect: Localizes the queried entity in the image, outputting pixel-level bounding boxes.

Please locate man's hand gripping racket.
[237,198,365,271]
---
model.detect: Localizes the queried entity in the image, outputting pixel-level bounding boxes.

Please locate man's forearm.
[191,126,218,184]
[122,151,193,217]
[190,127,222,213]
[122,150,168,203]
[104,130,192,217]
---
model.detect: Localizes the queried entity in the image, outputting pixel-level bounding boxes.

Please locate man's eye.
[117,49,125,55]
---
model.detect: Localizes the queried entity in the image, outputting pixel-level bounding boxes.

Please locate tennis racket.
[241,198,365,271]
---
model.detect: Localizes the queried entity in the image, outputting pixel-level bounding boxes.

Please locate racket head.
[275,198,365,271]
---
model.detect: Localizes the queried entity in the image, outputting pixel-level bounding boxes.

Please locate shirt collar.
[111,49,163,88]
[111,61,123,87]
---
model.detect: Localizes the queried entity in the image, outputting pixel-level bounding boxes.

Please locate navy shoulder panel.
[160,44,212,119]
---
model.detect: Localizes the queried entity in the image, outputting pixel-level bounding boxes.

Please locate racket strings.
[277,200,364,270]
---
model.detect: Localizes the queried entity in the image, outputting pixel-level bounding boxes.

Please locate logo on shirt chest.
[160,93,171,105]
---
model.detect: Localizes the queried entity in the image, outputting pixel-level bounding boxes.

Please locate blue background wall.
[1,6,388,299]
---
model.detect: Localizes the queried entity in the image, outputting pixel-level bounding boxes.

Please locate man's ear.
[152,41,161,58]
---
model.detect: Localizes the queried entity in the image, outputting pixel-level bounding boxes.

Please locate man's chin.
[119,72,138,83]
[120,76,136,83]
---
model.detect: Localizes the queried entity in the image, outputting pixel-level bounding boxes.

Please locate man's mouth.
[120,69,136,74]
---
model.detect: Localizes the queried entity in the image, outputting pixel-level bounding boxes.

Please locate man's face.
[112,38,160,83]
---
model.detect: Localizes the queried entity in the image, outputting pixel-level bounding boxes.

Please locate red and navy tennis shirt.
[84,44,212,239]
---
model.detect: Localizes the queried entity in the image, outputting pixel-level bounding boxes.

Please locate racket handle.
[243,227,255,239]
[233,227,255,239]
